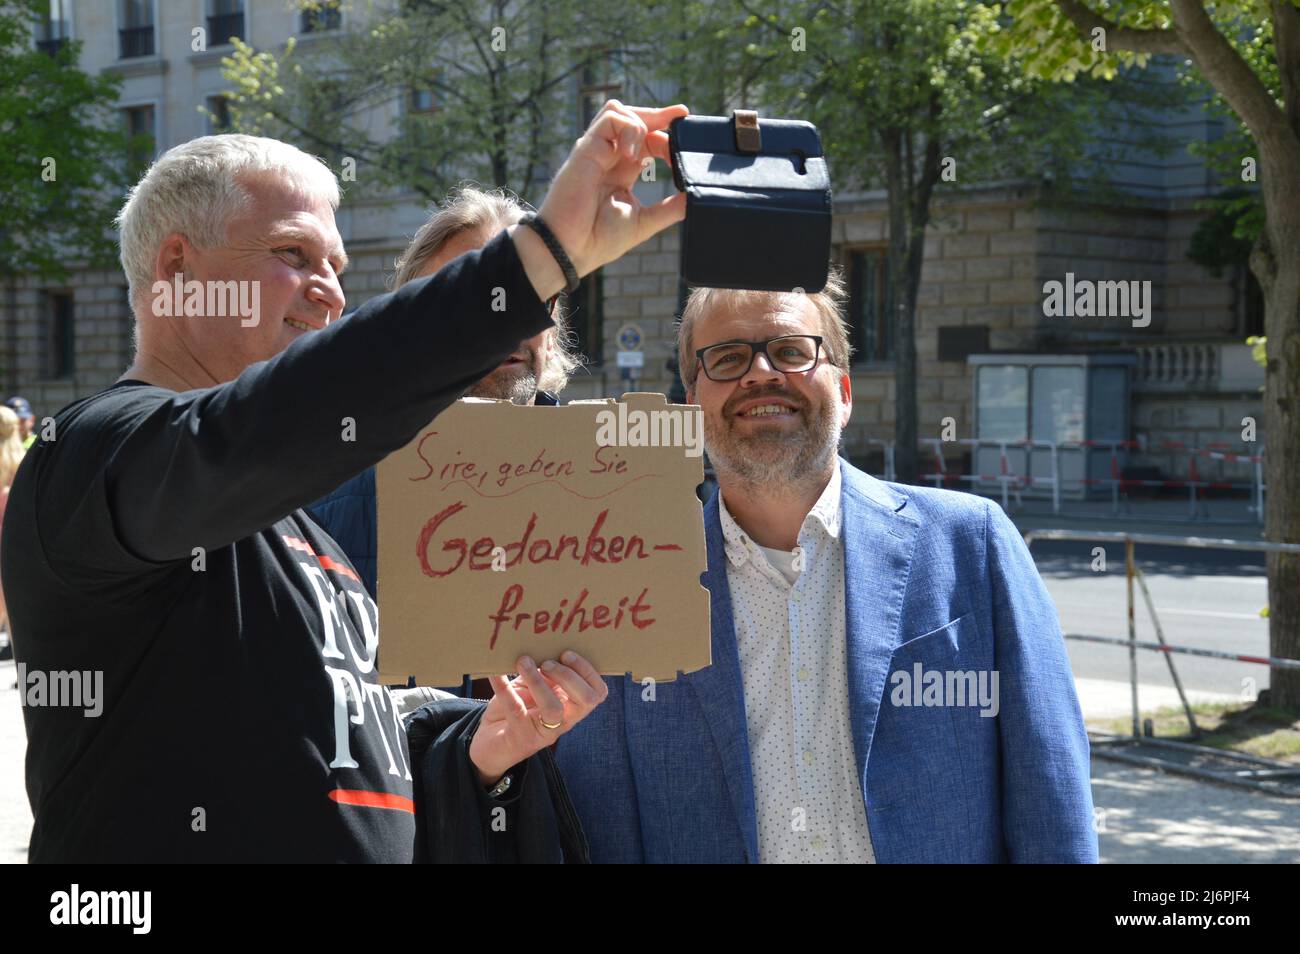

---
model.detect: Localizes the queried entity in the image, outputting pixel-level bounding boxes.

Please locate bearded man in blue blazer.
[554,271,1097,863]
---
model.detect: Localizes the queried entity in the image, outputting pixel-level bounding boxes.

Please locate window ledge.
[293,30,342,49]
[188,46,238,68]
[105,56,168,78]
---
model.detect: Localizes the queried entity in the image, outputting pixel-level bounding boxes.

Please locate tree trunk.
[1253,227,1300,711]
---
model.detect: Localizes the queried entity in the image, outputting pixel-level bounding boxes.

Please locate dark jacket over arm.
[405,699,589,863]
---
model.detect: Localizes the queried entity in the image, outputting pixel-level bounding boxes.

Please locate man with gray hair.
[309,186,582,600]
[556,273,1097,863]
[3,101,688,862]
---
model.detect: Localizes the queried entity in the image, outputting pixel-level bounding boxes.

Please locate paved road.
[1031,540,1272,701]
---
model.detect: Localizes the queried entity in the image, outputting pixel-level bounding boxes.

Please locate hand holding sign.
[469,650,609,786]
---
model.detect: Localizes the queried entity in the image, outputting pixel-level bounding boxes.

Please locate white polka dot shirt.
[719,466,876,864]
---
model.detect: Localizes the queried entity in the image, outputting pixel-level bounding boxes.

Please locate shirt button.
[797,667,809,682]
[812,835,826,851]
[803,749,814,765]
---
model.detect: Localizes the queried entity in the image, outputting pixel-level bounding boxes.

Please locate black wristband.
[519,212,581,295]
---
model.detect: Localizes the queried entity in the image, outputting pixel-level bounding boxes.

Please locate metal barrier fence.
[860,437,1266,523]
[1021,529,1300,742]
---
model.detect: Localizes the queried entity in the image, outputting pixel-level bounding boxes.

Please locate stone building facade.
[6,0,1264,491]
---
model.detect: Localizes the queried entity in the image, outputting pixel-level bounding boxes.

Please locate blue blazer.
[555,459,1098,863]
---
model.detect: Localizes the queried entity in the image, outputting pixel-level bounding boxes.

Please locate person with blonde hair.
[0,405,25,655]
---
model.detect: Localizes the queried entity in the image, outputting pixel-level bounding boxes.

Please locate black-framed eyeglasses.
[694,334,823,382]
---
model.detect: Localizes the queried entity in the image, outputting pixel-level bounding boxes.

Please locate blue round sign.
[617,324,644,351]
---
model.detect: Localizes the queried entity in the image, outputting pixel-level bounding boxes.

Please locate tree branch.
[1167,0,1295,158]
[734,0,841,75]
[910,91,943,235]
[1054,0,1186,55]
[1272,0,1300,138]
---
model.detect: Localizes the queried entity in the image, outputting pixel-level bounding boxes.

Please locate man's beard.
[704,384,842,495]
[466,362,538,406]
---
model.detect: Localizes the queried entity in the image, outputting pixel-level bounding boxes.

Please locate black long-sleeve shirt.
[1,230,553,862]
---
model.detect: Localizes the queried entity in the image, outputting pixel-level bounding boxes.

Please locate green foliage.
[996,1,1277,247]
[0,0,135,280]
[219,0,655,202]
[655,0,1163,202]
[1187,189,1257,276]
[986,0,1164,80]
[1247,334,1267,368]
[1181,9,1273,246]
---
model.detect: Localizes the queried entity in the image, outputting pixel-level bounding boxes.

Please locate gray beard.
[467,367,538,406]
[706,398,842,496]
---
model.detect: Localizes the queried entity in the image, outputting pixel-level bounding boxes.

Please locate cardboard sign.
[376,393,711,685]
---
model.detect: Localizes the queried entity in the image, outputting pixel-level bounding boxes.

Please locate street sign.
[617,351,646,369]
[616,323,644,352]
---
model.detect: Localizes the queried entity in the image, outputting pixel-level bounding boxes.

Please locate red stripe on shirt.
[318,555,360,583]
[282,535,361,583]
[329,788,416,814]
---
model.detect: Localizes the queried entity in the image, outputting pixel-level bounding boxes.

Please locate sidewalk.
[1074,677,1239,722]
[0,660,32,864]
[1091,758,1300,863]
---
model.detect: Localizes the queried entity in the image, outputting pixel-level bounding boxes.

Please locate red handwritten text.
[488,584,655,648]
[417,505,680,578]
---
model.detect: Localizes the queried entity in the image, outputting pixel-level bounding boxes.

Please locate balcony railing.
[119,25,154,59]
[1132,342,1263,393]
[206,12,244,45]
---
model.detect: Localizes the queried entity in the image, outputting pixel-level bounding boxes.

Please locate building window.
[118,0,154,59]
[123,104,156,173]
[570,271,604,365]
[578,51,622,133]
[41,291,75,379]
[206,95,232,133]
[206,0,245,46]
[409,72,440,114]
[976,365,1028,441]
[1238,265,1265,338]
[35,0,71,56]
[844,246,894,365]
[301,1,342,33]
